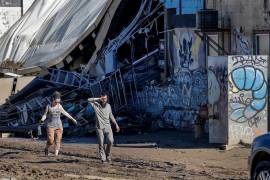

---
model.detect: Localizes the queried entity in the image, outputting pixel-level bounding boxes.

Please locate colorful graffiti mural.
[228,55,268,144]
[136,28,207,129]
[208,56,228,144]
[229,66,267,126]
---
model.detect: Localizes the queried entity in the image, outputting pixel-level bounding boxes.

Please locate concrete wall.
[15,76,35,93]
[228,55,268,144]
[137,28,208,129]
[208,56,228,144]
[208,55,268,144]
[207,0,270,55]
[157,0,270,142]
[0,76,35,105]
[163,0,270,56]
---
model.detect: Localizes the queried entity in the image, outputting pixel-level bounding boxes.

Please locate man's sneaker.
[101,159,107,164]
[45,148,49,156]
[106,157,112,163]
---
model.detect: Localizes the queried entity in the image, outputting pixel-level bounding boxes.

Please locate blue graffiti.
[174,69,207,109]
[191,70,208,108]
[136,29,208,129]
[175,70,193,107]
[163,110,195,129]
[229,66,267,127]
[179,37,194,68]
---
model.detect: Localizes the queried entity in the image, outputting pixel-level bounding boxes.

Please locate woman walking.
[41,91,77,156]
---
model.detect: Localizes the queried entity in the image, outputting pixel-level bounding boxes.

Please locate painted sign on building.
[0,7,21,37]
[0,0,36,38]
[228,55,268,144]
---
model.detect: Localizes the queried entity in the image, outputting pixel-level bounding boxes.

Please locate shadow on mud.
[0,151,20,157]
[62,130,220,150]
[25,159,80,164]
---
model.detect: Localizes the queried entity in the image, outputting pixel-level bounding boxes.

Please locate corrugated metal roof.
[0,0,112,74]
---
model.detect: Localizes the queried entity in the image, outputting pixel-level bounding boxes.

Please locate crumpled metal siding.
[0,0,109,71]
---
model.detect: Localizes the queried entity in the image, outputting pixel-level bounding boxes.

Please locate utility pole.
[21,0,23,16]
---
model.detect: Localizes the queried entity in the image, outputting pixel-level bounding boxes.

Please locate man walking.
[88,92,120,163]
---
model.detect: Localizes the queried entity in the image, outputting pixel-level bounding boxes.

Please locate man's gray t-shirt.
[89,99,114,129]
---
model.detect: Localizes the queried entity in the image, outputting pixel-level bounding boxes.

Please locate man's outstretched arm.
[88,98,100,102]
[88,98,101,107]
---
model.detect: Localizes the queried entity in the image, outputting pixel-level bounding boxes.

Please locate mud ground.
[0,130,249,180]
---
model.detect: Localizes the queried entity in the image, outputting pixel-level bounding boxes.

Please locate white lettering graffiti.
[230,124,254,143]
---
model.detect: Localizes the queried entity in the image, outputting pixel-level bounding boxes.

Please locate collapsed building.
[0,0,269,145]
[0,0,165,136]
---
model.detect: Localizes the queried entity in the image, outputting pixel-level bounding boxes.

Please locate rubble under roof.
[0,0,165,135]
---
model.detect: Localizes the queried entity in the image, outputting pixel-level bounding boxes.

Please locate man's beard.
[101,102,107,108]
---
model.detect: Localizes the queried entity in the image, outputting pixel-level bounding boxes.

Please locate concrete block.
[15,76,35,93]
[0,78,13,105]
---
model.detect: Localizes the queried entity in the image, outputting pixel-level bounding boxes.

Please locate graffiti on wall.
[229,124,255,143]
[137,83,206,129]
[229,56,267,127]
[233,28,251,55]
[228,55,268,144]
[178,34,194,68]
[208,56,228,143]
[173,29,205,70]
[174,69,207,108]
[0,7,21,38]
[231,55,267,68]
[136,29,207,129]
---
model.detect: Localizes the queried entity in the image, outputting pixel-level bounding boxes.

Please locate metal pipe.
[119,69,127,106]
[132,49,159,66]
[109,78,117,110]
[132,68,139,106]
[115,70,122,106]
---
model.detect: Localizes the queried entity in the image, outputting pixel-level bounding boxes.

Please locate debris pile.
[0,0,166,136]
